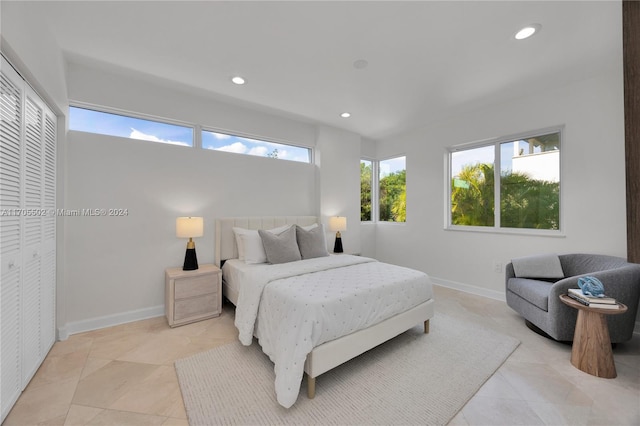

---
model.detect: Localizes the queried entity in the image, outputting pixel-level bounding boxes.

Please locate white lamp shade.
[176,217,204,238]
[329,216,347,232]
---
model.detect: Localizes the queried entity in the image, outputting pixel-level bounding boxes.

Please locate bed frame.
[214,216,434,399]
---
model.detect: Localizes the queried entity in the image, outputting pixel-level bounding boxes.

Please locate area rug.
[175,314,520,425]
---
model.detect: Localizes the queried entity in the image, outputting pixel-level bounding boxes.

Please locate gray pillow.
[296,224,329,260]
[512,254,565,279]
[259,225,301,264]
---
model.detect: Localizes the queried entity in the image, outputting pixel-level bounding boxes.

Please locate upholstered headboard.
[214,216,319,267]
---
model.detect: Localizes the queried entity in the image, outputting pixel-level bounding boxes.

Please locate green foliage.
[451,163,495,226]
[380,169,406,222]
[360,162,372,221]
[360,162,407,222]
[501,172,560,229]
[451,163,559,229]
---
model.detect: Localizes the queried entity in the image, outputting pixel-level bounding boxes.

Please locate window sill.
[445,225,565,238]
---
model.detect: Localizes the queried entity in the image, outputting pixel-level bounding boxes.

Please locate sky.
[69,107,310,163]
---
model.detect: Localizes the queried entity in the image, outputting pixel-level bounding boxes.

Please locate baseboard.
[57,305,165,341]
[430,276,507,302]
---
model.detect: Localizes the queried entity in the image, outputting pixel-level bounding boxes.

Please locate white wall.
[0,1,68,113]
[63,131,316,333]
[60,61,366,336]
[374,66,626,300]
[316,125,362,255]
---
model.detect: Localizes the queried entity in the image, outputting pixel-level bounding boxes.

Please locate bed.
[214,216,434,408]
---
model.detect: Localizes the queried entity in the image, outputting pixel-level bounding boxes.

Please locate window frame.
[445,126,564,236]
[201,127,313,164]
[69,102,196,147]
[360,155,407,224]
[360,158,376,223]
[68,102,314,163]
[378,155,407,224]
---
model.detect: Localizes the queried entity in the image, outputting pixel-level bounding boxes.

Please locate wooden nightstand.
[165,264,222,327]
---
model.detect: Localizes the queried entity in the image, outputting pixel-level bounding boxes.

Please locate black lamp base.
[183,247,199,270]
[333,236,343,253]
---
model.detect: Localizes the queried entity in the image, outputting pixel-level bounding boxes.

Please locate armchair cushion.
[508,278,553,311]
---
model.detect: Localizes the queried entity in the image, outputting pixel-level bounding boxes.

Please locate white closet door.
[21,86,44,385]
[0,57,24,421]
[0,57,57,422]
[41,109,56,351]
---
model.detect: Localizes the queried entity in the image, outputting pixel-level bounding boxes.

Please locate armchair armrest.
[548,266,640,313]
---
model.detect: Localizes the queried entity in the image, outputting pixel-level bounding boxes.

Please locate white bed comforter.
[231,255,432,408]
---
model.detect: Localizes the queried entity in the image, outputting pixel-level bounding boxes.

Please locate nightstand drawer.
[174,293,218,321]
[174,274,217,299]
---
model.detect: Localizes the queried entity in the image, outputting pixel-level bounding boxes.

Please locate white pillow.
[232,225,291,264]
[300,223,318,231]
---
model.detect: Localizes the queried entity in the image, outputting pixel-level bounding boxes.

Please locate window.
[69,106,193,146]
[449,129,561,231]
[360,160,373,221]
[379,156,406,223]
[202,130,311,163]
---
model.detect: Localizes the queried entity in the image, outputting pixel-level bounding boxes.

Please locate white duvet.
[228,255,432,408]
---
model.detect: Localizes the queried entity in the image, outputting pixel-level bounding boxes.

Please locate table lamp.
[329,216,347,253]
[176,217,204,270]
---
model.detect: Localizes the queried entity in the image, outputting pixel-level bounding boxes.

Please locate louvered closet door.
[1,57,24,421]
[41,109,56,352]
[0,57,57,423]
[22,85,47,385]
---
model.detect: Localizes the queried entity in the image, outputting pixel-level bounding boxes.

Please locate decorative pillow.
[296,224,329,259]
[258,225,301,264]
[232,225,290,264]
[511,254,565,279]
[300,223,318,231]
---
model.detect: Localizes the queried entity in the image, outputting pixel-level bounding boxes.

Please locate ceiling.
[31,1,621,140]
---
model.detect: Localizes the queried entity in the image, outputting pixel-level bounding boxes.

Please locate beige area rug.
[175,314,520,425]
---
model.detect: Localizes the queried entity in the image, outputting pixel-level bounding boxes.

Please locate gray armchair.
[505,254,640,343]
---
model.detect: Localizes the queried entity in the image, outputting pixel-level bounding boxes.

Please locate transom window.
[202,130,310,163]
[69,105,312,163]
[69,106,193,147]
[449,128,561,232]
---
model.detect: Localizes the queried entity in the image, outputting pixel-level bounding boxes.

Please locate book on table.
[567,288,619,309]
[587,302,621,310]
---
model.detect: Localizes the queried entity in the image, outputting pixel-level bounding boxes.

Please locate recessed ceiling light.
[353,59,369,69]
[231,76,246,85]
[340,112,351,118]
[515,24,541,40]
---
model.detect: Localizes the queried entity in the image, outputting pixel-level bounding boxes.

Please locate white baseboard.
[57,305,165,341]
[430,276,506,302]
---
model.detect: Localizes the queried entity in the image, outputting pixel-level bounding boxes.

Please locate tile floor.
[3,285,639,425]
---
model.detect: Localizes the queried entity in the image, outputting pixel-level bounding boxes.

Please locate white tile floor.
[4,285,639,425]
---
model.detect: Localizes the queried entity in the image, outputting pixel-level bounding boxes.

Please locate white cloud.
[216,141,248,153]
[129,128,190,146]
[248,146,268,156]
[211,132,232,140]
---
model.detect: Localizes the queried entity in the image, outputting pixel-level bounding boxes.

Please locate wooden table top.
[560,294,628,315]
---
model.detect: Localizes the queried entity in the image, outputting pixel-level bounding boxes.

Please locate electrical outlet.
[493,261,502,273]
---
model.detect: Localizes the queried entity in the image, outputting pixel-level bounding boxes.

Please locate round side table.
[560,294,628,378]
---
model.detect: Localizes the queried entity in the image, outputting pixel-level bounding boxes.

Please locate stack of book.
[567,288,619,309]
